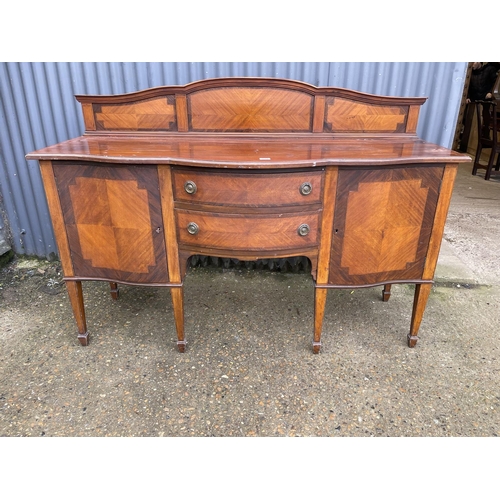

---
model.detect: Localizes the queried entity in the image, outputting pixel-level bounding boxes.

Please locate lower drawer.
[176,210,319,251]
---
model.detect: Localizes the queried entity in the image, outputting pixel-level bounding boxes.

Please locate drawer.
[176,210,320,251]
[172,168,323,207]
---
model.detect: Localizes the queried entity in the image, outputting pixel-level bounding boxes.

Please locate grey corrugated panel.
[1,63,55,257]
[0,62,467,259]
[0,194,11,256]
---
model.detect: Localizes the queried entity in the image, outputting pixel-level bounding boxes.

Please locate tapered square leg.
[170,286,186,352]
[382,284,392,302]
[313,287,328,354]
[408,283,432,347]
[109,282,119,300]
[65,280,88,346]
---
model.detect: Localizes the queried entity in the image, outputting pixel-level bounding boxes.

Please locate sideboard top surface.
[27,135,470,168]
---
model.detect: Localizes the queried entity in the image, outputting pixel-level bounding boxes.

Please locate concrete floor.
[1,159,500,440]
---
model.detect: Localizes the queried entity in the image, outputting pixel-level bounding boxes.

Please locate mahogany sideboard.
[26,77,471,353]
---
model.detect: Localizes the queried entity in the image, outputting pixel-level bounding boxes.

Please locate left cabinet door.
[52,162,169,284]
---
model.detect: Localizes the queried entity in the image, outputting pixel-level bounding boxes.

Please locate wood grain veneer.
[27,77,471,353]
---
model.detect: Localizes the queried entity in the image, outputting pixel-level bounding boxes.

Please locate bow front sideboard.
[26,77,470,353]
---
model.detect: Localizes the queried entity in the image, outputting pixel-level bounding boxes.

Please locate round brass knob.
[187,222,199,235]
[184,180,197,195]
[299,182,312,196]
[298,224,310,236]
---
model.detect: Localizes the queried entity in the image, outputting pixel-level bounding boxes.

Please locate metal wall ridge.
[0,62,467,258]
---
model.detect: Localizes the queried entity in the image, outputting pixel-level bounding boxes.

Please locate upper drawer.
[172,168,323,207]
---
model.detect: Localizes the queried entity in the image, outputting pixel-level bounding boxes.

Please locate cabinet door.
[53,162,168,284]
[328,166,443,286]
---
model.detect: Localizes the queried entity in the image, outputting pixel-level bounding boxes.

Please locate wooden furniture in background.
[472,100,500,180]
[26,78,470,353]
[472,72,500,180]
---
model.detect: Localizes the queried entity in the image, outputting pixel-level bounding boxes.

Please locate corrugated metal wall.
[0,62,468,259]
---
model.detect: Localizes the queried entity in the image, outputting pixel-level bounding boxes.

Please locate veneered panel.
[93,96,176,131]
[113,227,155,273]
[329,166,443,285]
[53,162,168,283]
[76,224,119,270]
[340,179,427,275]
[69,178,155,274]
[105,179,152,228]
[188,87,313,132]
[324,97,408,133]
[69,177,112,225]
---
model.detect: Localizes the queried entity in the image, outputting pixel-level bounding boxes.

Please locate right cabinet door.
[329,165,444,286]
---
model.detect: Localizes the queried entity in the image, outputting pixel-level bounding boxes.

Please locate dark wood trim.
[76,77,427,106]
[315,279,434,289]
[63,276,182,287]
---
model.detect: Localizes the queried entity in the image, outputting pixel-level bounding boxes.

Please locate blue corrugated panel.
[0,62,468,258]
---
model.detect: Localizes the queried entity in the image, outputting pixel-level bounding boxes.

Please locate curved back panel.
[187,87,313,132]
[323,97,408,133]
[76,77,426,135]
[93,96,177,132]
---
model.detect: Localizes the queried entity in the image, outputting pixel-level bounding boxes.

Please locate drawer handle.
[298,224,310,236]
[184,180,197,195]
[187,222,199,235]
[299,182,312,196]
